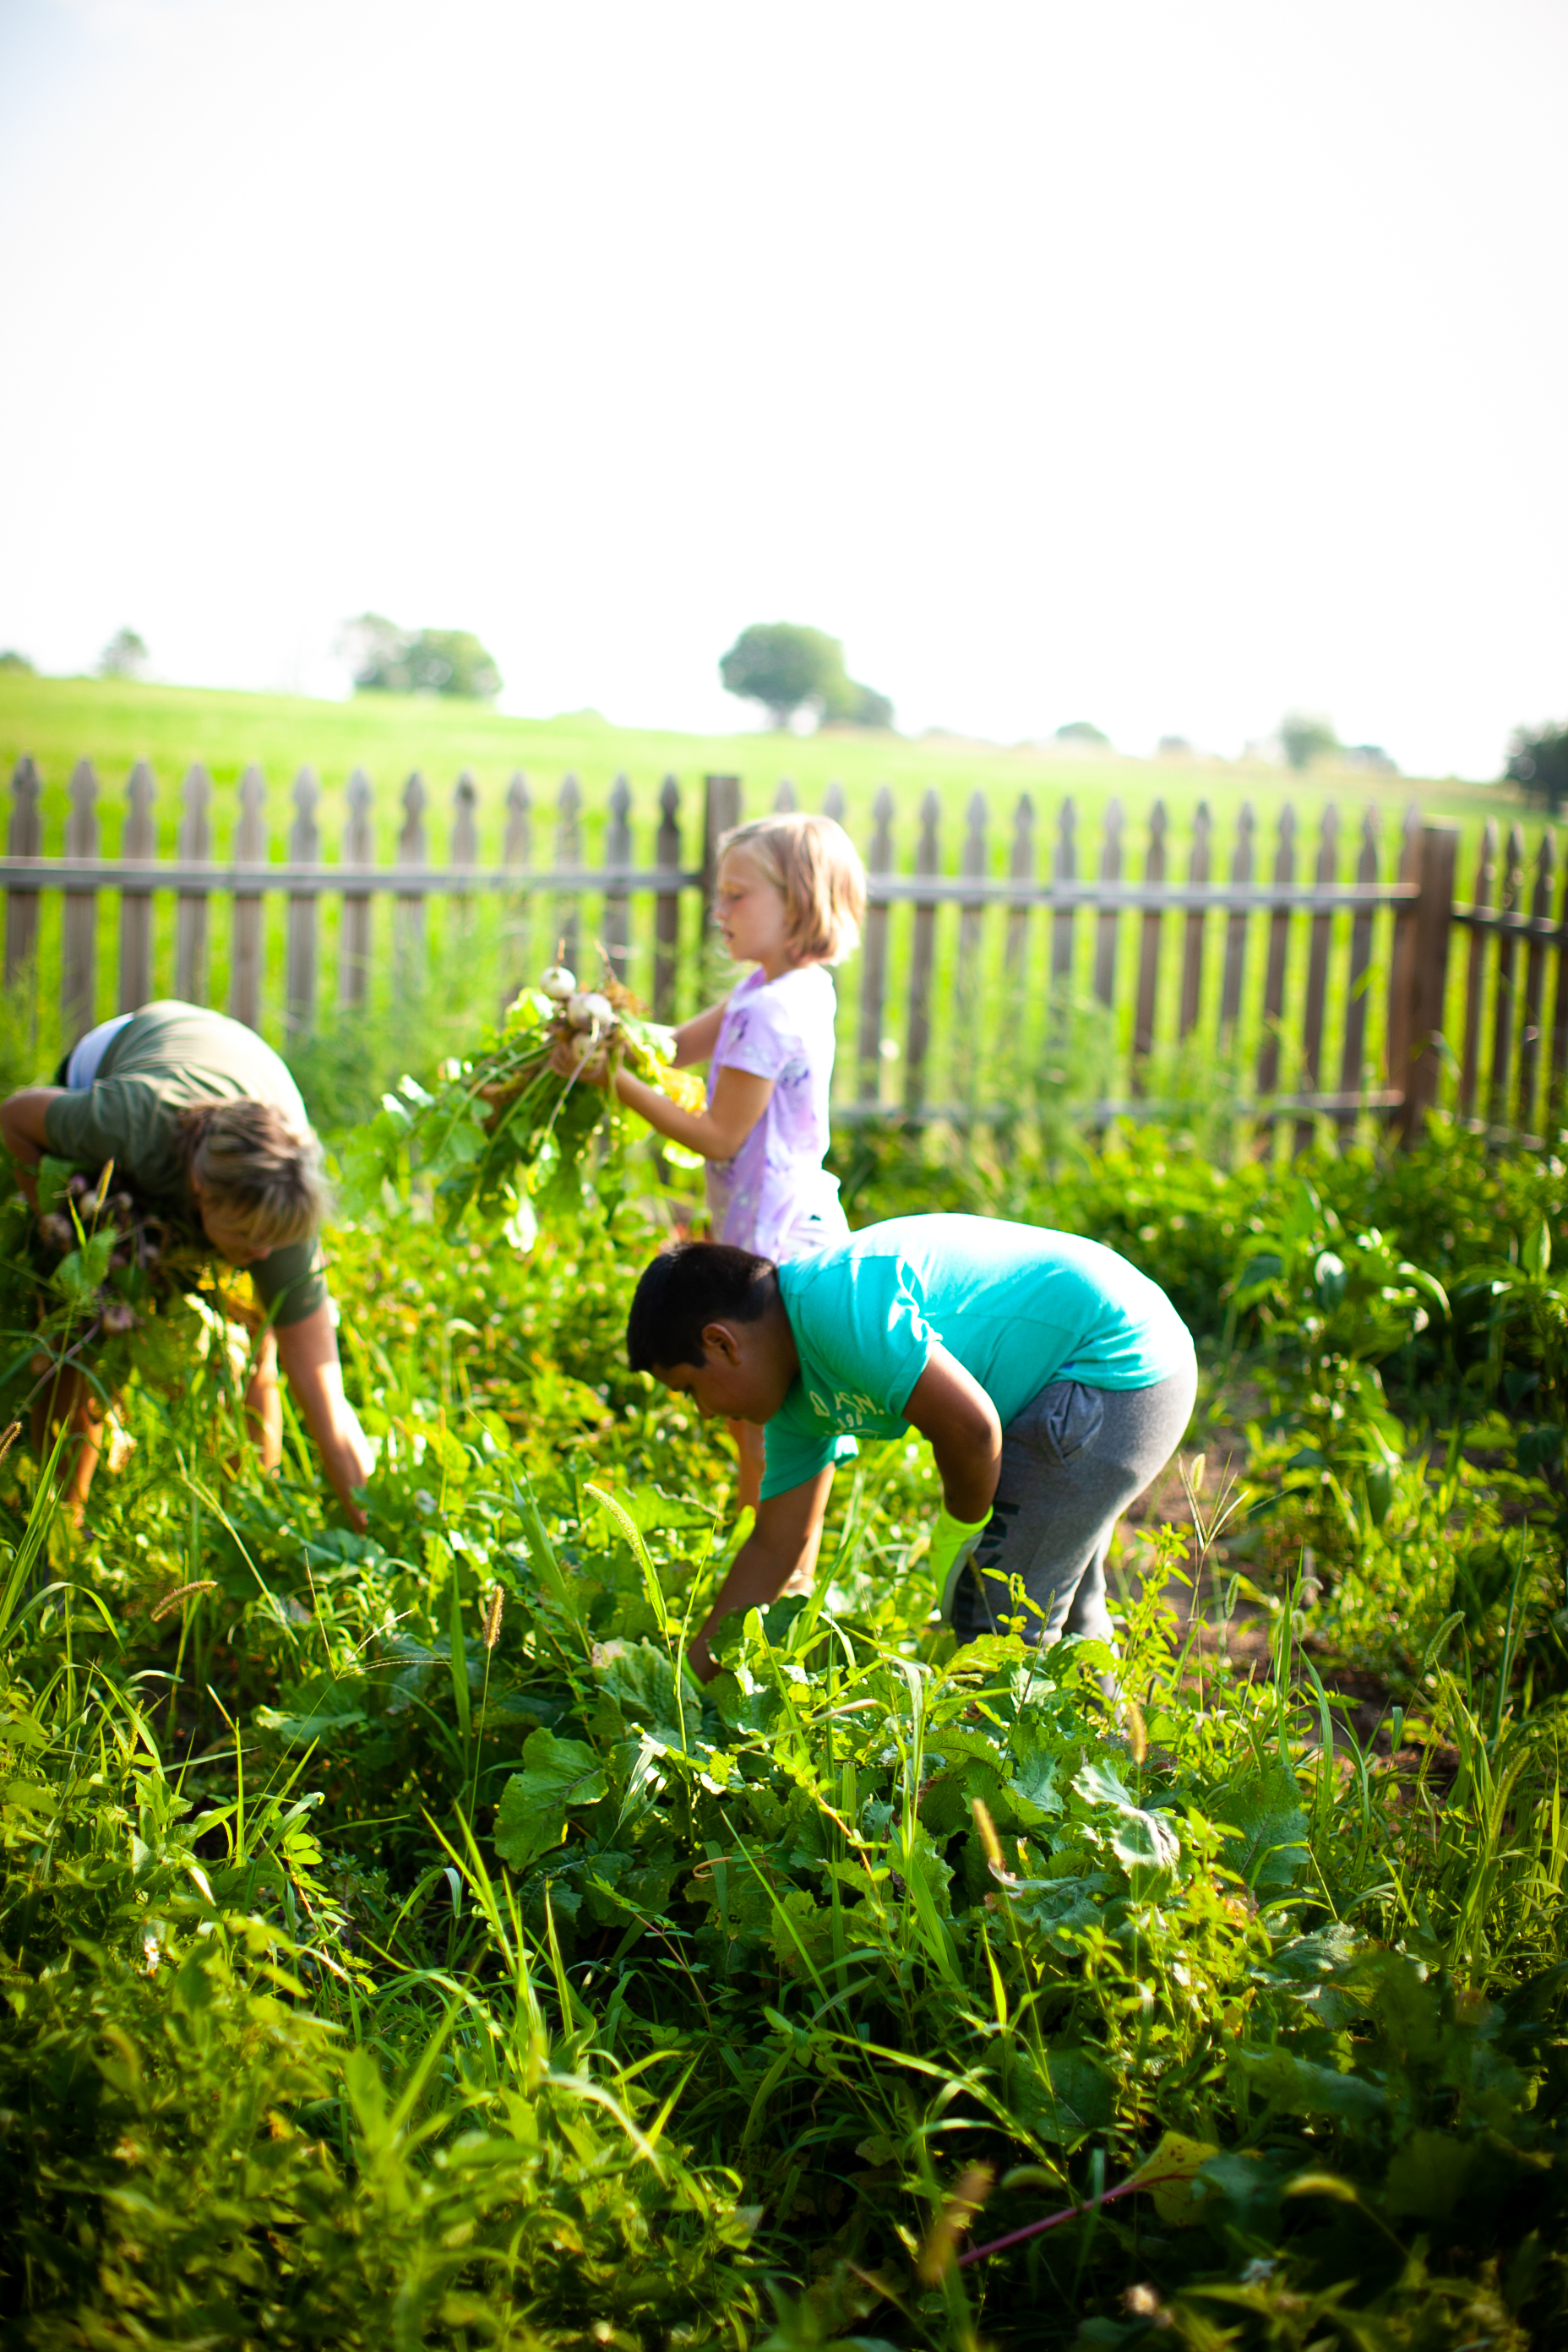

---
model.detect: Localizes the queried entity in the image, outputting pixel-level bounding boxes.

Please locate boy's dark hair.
[627,1240,779,1374]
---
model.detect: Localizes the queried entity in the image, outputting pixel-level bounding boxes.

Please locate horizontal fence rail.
[3,753,1563,1152]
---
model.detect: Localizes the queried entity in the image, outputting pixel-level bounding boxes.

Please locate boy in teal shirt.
[627,1215,1195,1681]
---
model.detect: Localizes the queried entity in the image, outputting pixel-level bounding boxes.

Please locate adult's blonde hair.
[719,812,866,966]
[178,1099,329,1253]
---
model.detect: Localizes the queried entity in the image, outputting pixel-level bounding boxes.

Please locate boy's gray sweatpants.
[948,1359,1196,1649]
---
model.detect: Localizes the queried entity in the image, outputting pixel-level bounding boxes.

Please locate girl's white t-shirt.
[705,964,848,1262]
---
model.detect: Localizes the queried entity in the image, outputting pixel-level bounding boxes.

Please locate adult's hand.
[275,1300,373,1531]
[687,1464,836,1681]
[0,1087,65,1206]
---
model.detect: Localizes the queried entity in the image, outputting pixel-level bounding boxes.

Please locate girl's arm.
[671,1003,727,1068]
[610,1060,772,1162]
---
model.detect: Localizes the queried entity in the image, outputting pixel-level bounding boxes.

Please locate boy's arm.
[688,1464,836,1681]
[902,1345,1004,1521]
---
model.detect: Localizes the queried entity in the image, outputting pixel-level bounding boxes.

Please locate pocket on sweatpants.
[1041,1380,1104,1465]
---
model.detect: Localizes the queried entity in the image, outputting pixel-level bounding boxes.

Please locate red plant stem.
[957,2170,1185,2268]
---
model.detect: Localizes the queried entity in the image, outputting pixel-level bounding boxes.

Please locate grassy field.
[0,1119,1564,2346]
[0,672,1525,867]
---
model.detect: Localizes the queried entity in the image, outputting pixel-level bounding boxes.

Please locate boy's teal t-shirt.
[762,1214,1195,1501]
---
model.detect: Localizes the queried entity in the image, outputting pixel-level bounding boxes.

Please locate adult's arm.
[902,1344,1004,1523]
[688,1464,836,1682]
[0,1087,65,1204]
[275,1299,374,1529]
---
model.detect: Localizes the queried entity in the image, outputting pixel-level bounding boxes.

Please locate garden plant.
[0,1097,1564,2349]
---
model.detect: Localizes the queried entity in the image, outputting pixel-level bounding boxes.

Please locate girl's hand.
[549,1032,611,1087]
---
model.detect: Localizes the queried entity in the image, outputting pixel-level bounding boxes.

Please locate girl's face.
[715,852,793,972]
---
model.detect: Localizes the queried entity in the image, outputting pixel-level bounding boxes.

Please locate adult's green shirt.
[43,1000,327,1327]
[760,1213,1195,1500]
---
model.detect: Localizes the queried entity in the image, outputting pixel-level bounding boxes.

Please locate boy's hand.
[930,1503,990,1587]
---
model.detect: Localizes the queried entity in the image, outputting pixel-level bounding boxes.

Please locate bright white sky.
[1,0,1564,776]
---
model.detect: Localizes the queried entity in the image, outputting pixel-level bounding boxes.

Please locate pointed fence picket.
[2,755,1559,1151]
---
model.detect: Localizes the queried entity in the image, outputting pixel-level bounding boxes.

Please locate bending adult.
[627,1215,1196,1683]
[0,999,373,1523]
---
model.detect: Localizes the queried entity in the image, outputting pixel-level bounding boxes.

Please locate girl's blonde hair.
[178,1099,330,1253]
[718,813,866,966]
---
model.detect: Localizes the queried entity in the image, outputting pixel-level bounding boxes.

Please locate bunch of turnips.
[339,954,705,1237]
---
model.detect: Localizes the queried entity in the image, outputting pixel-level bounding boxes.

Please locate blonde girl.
[561,812,865,1505]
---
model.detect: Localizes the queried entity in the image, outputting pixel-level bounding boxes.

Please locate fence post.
[502,771,531,1015]
[1396,824,1459,1145]
[286,768,320,1038]
[1132,800,1167,1088]
[1516,830,1554,1137]
[1093,799,1121,1014]
[1218,802,1253,1054]
[62,759,100,1049]
[1487,825,1525,1130]
[555,774,582,975]
[1337,806,1380,1128]
[338,768,373,1012]
[1004,792,1035,1002]
[955,791,988,1104]
[1053,798,1076,1005]
[175,764,212,1004]
[1256,804,1296,1100]
[1179,801,1209,1042]
[857,785,895,1102]
[231,765,267,1031]
[1296,803,1338,1154]
[396,772,427,997]
[653,776,680,1021]
[904,790,940,1118]
[117,761,156,1013]
[774,778,797,813]
[1549,836,1568,1144]
[1457,819,1495,1124]
[449,770,479,960]
[603,773,632,982]
[4,756,43,1012]
[823,781,846,823]
[1383,803,1422,1120]
[702,773,741,902]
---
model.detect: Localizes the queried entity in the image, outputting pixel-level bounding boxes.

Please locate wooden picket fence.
[3,754,1565,1148]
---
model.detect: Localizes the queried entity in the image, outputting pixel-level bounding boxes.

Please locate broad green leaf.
[493,1729,608,1870]
[1217,1763,1309,1893]
[1231,2044,1389,2121]
[1128,2129,1222,2225]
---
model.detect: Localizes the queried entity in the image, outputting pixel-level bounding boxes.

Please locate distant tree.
[821,675,895,731]
[1055,720,1109,749]
[1281,710,1339,770]
[1344,743,1397,774]
[100,628,149,680]
[1505,721,1568,814]
[1157,734,1191,759]
[341,614,502,700]
[720,622,891,731]
[0,650,34,673]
